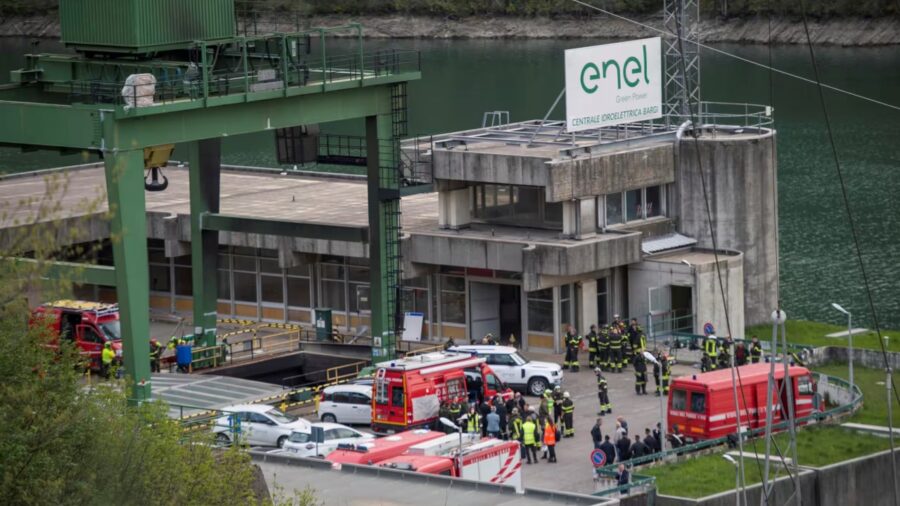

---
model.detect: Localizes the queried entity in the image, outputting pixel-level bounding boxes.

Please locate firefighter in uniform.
[101,341,115,379]
[660,354,671,395]
[551,386,564,424]
[586,324,599,368]
[609,327,624,373]
[628,319,647,355]
[703,336,718,372]
[465,406,481,434]
[652,354,662,396]
[598,325,610,371]
[561,392,575,437]
[718,337,732,369]
[149,338,163,373]
[633,352,648,395]
[543,388,555,426]
[509,408,525,459]
[595,367,611,415]
[564,326,582,372]
[749,335,763,364]
[448,398,463,428]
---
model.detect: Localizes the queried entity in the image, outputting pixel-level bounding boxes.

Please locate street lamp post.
[831,303,854,393]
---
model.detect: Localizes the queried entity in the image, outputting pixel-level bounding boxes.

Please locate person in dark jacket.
[494,396,508,440]
[616,433,632,461]
[616,464,630,495]
[600,435,617,465]
[590,418,603,449]
[630,435,649,460]
[643,428,660,453]
[633,353,648,395]
[478,400,491,437]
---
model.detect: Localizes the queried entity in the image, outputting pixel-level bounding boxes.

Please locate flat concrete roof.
[649,249,739,266]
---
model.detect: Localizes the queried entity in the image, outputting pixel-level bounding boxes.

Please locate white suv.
[317,384,372,425]
[448,345,563,396]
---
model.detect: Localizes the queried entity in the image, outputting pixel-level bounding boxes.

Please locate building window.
[233,272,257,303]
[287,264,311,309]
[320,261,346,311]
[348,265,369,313]
[472,183,562,229]
[527,288,553,334]
[440,275,465,324]
[260,274,283,304]
[173,254,192,296]
[559,284,572,329]
[606,193,623,226]
[626,189,643,222]
[645,185,663,218]
[149,241,170,294]
[597,277,608,325]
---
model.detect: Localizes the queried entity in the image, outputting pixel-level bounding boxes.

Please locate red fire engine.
[371,352,513,435]
[667,363,820,442]
[31,300,123,369]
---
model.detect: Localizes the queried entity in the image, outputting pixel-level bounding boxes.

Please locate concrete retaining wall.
[812,449,900,506]
[657,469,817,506]
[807,345,900,371]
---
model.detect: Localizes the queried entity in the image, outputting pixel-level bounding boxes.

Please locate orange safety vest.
[543,422,557,446]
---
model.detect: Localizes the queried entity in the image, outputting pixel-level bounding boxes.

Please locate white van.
[448,345,563,396]
[317,384,372,425]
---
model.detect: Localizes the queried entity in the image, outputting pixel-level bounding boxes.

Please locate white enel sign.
[565,37,662,132]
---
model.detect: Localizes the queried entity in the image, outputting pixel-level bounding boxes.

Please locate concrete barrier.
[657,469,817,506]
[810,449,900,506]
[806,346,900,371]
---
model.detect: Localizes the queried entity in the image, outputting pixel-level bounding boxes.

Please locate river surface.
[1,36,898,329]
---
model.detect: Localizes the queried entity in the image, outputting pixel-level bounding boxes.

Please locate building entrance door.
[469,282,501,342]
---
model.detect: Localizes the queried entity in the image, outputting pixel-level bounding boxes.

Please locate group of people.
[701,334,764,372]
[563,315,648,374]
[438,385,578,465]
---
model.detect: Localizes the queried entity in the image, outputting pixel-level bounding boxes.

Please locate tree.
[0,171,312,505]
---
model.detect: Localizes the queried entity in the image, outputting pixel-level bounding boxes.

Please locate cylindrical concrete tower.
[675,129,778,327]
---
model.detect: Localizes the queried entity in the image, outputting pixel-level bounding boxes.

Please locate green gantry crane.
[0,0,421,401]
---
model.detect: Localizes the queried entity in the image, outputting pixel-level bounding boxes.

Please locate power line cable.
[568,0,900,113]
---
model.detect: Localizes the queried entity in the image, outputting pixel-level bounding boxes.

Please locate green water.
[1,37,899,330]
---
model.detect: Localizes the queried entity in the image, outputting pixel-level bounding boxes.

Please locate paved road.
[518,349,698,494]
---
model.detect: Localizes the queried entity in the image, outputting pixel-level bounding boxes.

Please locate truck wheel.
[528,377,549,396]
[321,413,337,423]
[216,433,231,445]
[277,436,288,448]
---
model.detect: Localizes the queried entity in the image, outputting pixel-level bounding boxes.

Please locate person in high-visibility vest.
[749,335,763,364]
[465,406,481,434]
[543,418,558,463]
[101,341,115,379]
[595,368,612,415]
[703,336,718,371]
[586,325,599,368]
[543,389,554,422]
[561,392,575,438]
[509,408,526,459]
[660,355,671,395]
[522,415,540,464]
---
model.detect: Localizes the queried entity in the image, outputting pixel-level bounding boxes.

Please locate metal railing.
[325,360,369,383]
[590,373,863,496]
[696,101,774,132]
[62,25,420,109]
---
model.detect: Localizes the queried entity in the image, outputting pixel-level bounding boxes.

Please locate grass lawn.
[815,363,900,427]
[745,320,900,353]
[645,426,892,498]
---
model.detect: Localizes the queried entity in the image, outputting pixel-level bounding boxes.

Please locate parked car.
[448,345,564,396]
[317,384,372,425]
[282,422,374,458]
[213,404,311,448]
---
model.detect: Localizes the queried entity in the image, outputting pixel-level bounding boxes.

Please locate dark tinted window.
[391,387,404,407]
[690,393,706,414]
[249,413,271,424]
[348,392,371,405]
[333,392,350,404]
[671,390,686,411]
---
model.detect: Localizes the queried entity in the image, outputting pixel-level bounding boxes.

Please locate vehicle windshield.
[510,351,529,365]
[288,431,310,443]
[100,321,121,341]
[265,409,298,424]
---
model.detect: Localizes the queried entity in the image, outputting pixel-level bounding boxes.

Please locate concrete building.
[6,113,775,354]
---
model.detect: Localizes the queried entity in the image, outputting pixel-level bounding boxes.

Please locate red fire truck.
[667,363,820,442]
[379,436,523,492]
[31,300,123,369]
[326,429,446,465]
[371,352,513,435]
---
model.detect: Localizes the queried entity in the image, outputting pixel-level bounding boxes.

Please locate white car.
[449,345,564,396]
[212,404,311,448]
[317,384,372,425]
[282,422,374,458]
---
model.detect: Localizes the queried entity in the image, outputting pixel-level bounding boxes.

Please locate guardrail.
[326,360,369,383]
[697,101,774,131]
[590,372,863,497]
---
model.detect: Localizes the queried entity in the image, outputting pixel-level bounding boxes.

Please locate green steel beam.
[8,258,116,286]
[103,149,152,403]
[366,113,399,362]
[202,213,368,243]
[0,102,100,150]
[187,139,221,349]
